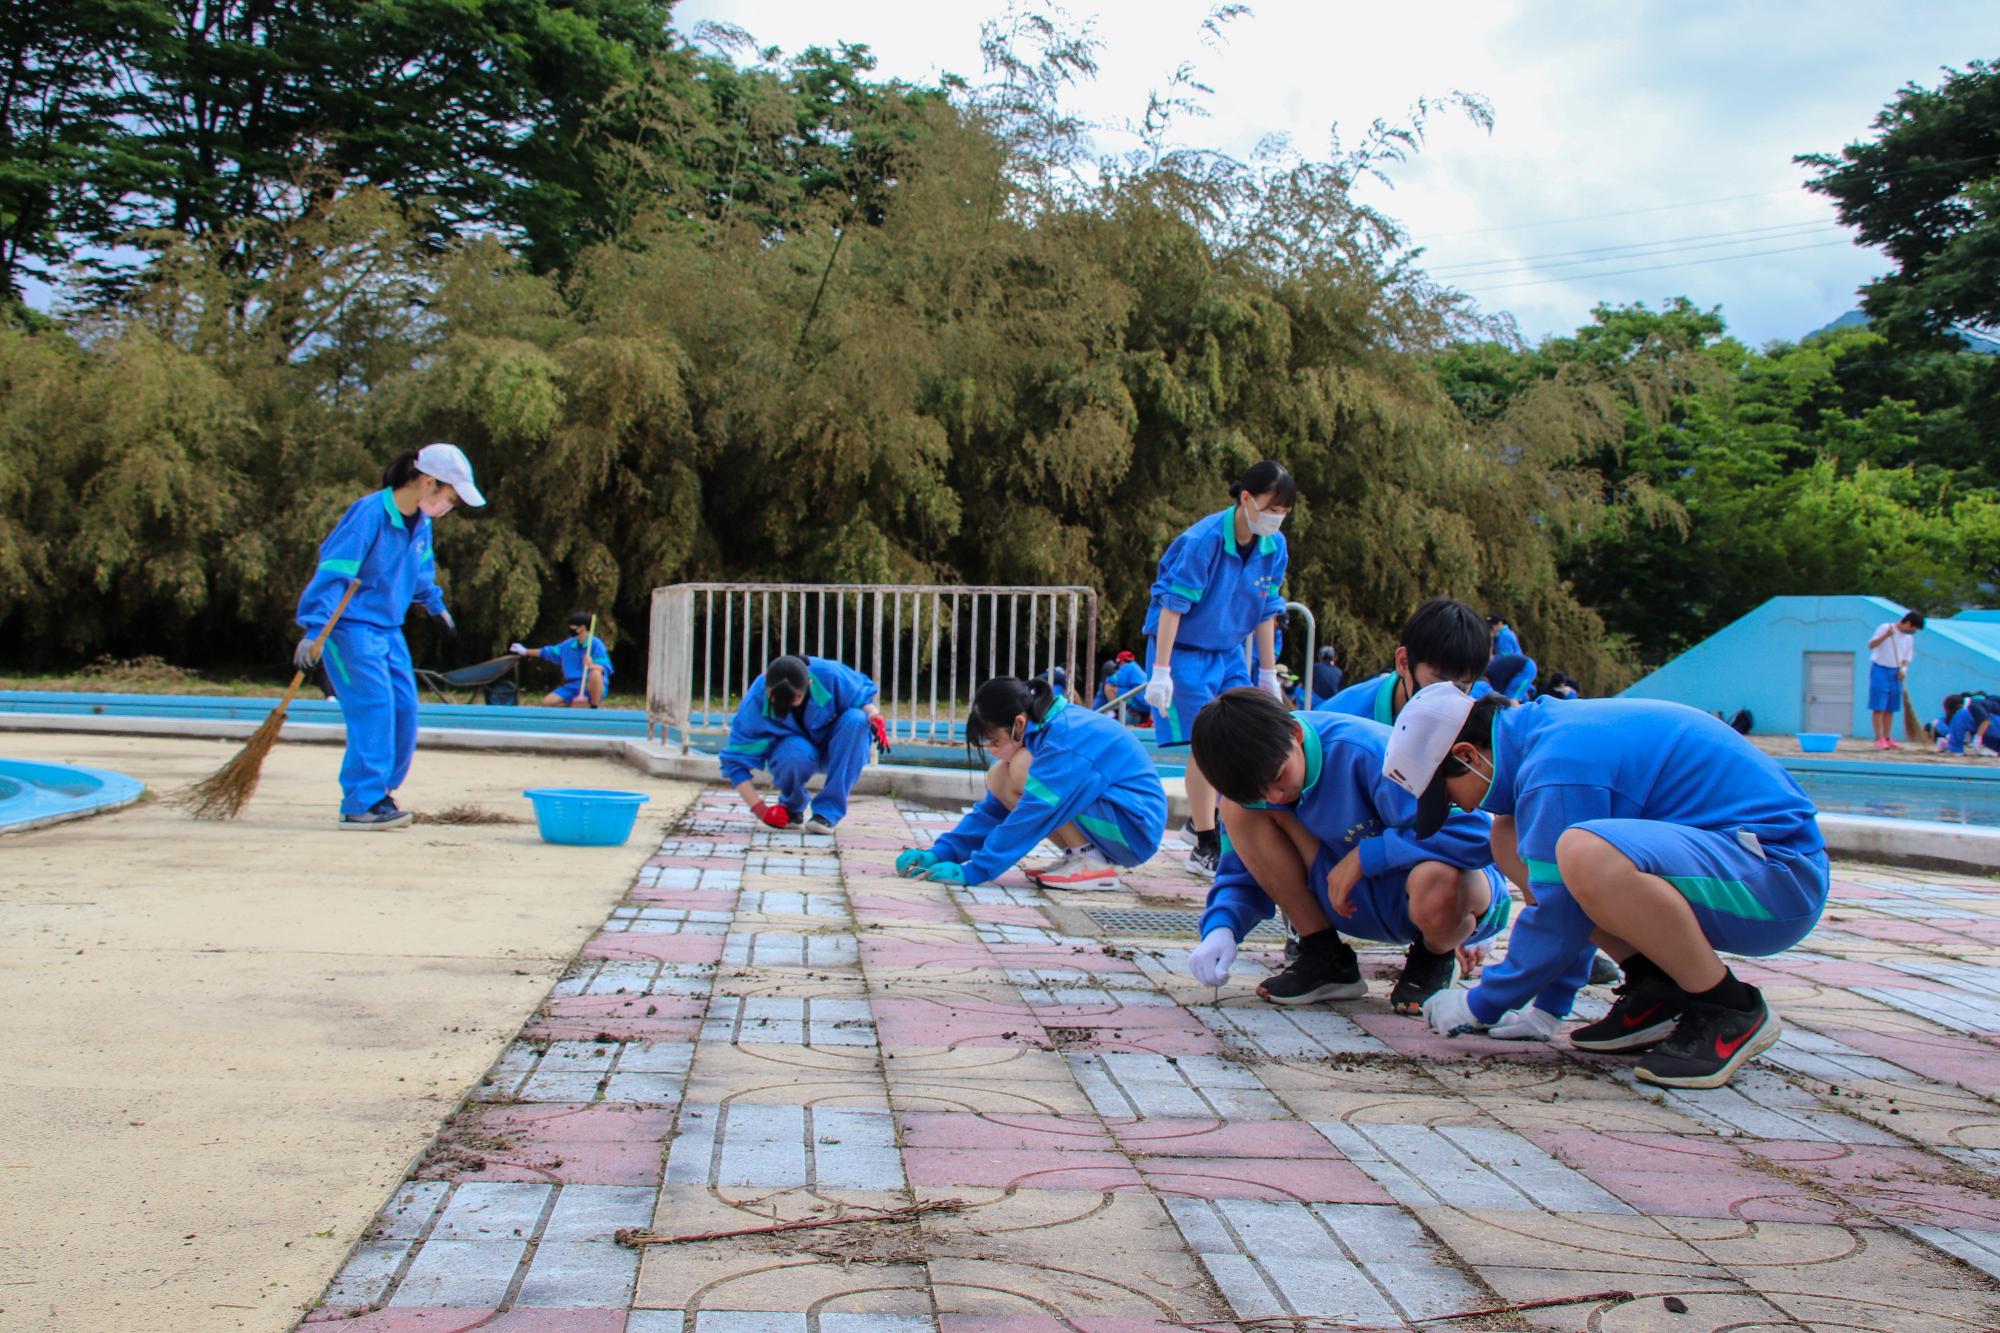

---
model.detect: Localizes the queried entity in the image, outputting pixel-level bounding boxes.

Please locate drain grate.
[1084,907,1286,941]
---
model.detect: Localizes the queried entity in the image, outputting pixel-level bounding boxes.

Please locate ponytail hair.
[383,449,422,488]
[1229,459,1297,508]
[965,676,1056,757]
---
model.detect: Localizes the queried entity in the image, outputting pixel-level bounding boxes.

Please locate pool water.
[1790,769,2000,828]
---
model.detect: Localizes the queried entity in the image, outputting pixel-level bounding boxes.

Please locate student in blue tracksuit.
[294,444,484,830]
[1107,651,1150,723]
[1388,686,1830,1089]
[1944,693,2000,755]
[1323,598,1489,726]
[1487,613,1522,660]
[1184,690,1515,1016]
[719,655,889,830]
[1143,460,1295,873]
[1470,652,1538,703]
[511,612,613,707]
[897,676,1167,891]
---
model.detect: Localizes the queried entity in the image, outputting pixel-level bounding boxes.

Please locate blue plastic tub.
[523,787,650,846]
[1796,732,1841,753]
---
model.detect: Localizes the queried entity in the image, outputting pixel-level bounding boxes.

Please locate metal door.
[1804,651,1854,733]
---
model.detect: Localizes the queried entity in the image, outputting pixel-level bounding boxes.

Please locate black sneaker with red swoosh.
[1634,990,1781,1090]
[1569,968,1686,1053]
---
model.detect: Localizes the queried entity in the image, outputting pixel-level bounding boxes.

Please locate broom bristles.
[169,705,288,820]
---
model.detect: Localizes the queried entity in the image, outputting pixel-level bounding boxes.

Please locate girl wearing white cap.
[294,444,485,829]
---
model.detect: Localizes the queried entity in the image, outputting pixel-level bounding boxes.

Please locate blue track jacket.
[535,635,614,685]
[930,697,1167,885]
[1199,712,1497,941]
[1323,671,1399,724]
[718,657,879,785]
[297,489,446,633]
[1142,509,1288,650]
[1466,698,1825,1022]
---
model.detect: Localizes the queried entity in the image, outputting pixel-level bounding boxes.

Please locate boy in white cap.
[1382,683,1830,1089]
[294,443,484,828]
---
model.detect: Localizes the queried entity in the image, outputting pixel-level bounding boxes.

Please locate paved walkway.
[306,791,2000,1331]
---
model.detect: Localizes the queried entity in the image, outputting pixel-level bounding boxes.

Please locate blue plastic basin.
[1796,732,1841,753]
[523,787,651,846]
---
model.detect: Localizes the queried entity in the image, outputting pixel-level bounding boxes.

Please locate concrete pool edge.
[4,711,1994,874]
[0,757,148,834]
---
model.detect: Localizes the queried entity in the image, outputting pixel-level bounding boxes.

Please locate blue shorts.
[1578,818,1829,956]
[1149,642,1251,746]
[1868,662,1902,712]
[549,677,608,703]
[1073,792,1168,869]
[1309,846,1511,949]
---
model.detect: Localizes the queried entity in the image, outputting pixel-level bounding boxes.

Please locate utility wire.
[1424,219,1837,276]
[1457,238,1856,293]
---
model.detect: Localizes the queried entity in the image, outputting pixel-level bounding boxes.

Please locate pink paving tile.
[644,856,744,869]
[832,832,908,850]
[1520,1129,1874,1226]
[1747,955,1945,988]
[897,1110,1117,1151]
[940,1319,1196,1332]
[967,903,1055,927]
[1830,1027,2000,1087]
[1749,1140,2000,1230]
[860,936,1003,972]
[850,893,959,923]
[1136,1155,1391,1203]
[420,1103,677,1187]
[984,943,1144,972]
[1111,1117,1344,1159]
[581,931,725,965]
[524,995,706,1042]
[872,997,1045,1048]
[1836,918,1966,945]
[903,1145,1144,1192]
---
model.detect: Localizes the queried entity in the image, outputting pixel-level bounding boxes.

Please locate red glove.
[869,714,891,754]
[751,800,791,829]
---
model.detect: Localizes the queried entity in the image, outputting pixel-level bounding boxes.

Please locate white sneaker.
[1030,851,1122,891]
[1025,845,1085,877]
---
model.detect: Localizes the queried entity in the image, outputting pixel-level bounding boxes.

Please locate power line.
[1456,238,1857,293]
[1427,221,1838,278]
[1415,152,2000,240]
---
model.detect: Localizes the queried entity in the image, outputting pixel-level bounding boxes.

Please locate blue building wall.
[1619,595,2000,736]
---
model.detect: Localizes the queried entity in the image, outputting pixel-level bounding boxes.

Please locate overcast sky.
[672,0,1998,347]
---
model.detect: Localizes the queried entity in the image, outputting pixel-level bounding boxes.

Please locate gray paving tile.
[389,1238,525,1306]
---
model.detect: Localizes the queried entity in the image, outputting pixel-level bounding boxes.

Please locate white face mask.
[1246,497,1287,537]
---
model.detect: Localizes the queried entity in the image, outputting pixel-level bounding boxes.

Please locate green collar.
[1032,694,1069,732]
[1219,513,1282,561]
[379,488,406,530]
[1293,710,1324,796]
[1372,671,1398,725]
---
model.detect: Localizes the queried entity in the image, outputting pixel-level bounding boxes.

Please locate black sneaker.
[1635,990,1781,1089]
[1571,966,1687,1053]
[807,813,836,831]
[340,800,412,831]
[1185,833,1219,877]
[1390,944,1456,1015]
[1588,952,1624,987]
[1257,934,1367,1005]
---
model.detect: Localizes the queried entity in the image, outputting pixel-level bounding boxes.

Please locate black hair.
[965,676,1056,757]
[1189,687,1297,805]
[1946,693,1966,715]
[1901,609,1927,629]
[567,611,592,629]
[1317,644,1336,663]
[1403,598,1491,681]
[764,655,811,710]
[1441,695,1513,776]
[1485,613,1505,627]
[1228,460,1298,509]
[383,449,422,488]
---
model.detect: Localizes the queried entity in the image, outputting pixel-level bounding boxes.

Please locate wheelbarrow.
[414,655,523,706]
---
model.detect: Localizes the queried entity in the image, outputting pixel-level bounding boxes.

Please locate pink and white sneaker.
[1029,851,1123,892]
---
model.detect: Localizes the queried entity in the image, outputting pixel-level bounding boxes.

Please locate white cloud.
[670,0,2000,344]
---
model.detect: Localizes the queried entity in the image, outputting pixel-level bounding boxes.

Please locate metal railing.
[647,583,1099,751]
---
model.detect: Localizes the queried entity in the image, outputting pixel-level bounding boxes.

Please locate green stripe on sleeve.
[318,558,361,576]
[1525,857,1565,887]
[1171,583,1204,602]
[1022,772,1061,807]
[1665,874,1774,921]
[727,738,773,757]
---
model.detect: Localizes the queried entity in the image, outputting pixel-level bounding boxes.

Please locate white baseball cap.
[415,442,485,507]
[1383,680,1477,837]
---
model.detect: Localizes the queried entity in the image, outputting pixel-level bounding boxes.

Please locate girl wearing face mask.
[294,443,484,829]
[1141,459,1297,876]
[896,676,1167,891]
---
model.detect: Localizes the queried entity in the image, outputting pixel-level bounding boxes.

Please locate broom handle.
[275,580,363,712]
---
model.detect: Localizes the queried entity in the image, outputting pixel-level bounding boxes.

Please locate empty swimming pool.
[0,758,146,832]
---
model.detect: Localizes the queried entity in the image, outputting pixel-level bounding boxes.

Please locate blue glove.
[895,848,939,878]
[920,860,969,885]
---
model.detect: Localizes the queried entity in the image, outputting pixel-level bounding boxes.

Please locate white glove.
[1423,987,1487,1037]
[1258,667,1284,700]
[509,641,530,656]
[1489,1004,1563,1042]
[293,637,322,671]
[1144,665,1175,713]
[1189,927,1238,987]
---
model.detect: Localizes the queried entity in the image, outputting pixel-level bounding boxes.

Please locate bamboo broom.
[171,580,361,820]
